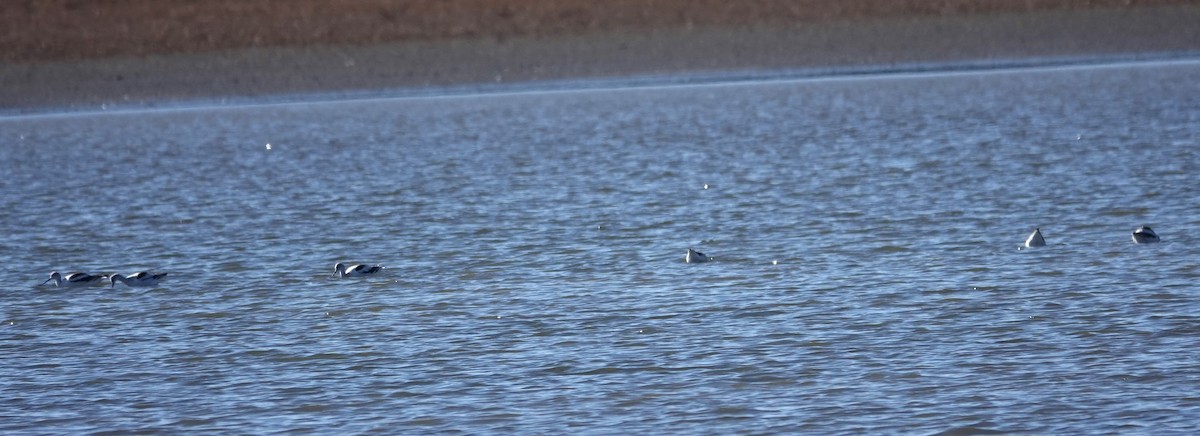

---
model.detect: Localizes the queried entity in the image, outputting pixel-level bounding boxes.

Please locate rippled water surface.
[3,60,1199,433]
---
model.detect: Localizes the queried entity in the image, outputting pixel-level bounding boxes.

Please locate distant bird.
[1132,226,1160,244]
[684,248,710,263]
[1025,228,1046,248]
[110,271,168,287]
[41,271,108,287]
[334,262,385,277]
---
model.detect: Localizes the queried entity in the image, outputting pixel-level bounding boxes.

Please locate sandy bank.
[3,4,1199,112]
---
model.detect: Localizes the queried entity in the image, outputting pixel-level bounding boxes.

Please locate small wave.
[874,245,911,253]
[932,424,1010,436]
[1101,207,1151,217]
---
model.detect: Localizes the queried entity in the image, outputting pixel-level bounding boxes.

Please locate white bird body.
[110,271,168,287]
[1025,228,1046,248]
[335,262,385,277]
[1132,226,1160,244]
[684,248,710,263]
[42,271,108,287]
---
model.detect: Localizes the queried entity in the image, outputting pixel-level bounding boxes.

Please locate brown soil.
[3,0,1194,63]
[3,1,1198,112]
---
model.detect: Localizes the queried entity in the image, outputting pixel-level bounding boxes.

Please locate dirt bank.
[3,1,1198,112]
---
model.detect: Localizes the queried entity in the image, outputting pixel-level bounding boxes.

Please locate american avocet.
[334,262,385,277]
[684,248,710,263]
[1132,226,1160,244]
[41,271,108,287]
[1025,228,1046,248]
[110,271,168,287]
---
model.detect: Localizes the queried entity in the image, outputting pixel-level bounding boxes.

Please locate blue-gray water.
[2,60,1199,434]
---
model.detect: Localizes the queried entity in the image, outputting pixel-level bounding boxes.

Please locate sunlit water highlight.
[2,60,1199,433]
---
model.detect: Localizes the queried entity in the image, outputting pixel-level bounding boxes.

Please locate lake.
[2,59,1198,433]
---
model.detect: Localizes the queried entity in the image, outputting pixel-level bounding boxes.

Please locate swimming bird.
[334,262,385,277]
[684,248,710,263]
[1025,228,1046,248]
[41,271,108,287]
[1132,226,1160,244]
[110,271,168,287]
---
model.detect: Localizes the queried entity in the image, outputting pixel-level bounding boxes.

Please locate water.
[2,60,1199,433]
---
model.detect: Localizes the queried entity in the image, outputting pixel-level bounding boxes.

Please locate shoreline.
[11,56,1199,120]
[3,5,1199,114]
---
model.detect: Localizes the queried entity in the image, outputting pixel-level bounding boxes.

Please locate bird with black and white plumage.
[334,262,385,277]
[41,271,108,287]
[110,271,168,287]
[1132,226,1160,244]
[1025,228,1046,248]
[684,248,710,263]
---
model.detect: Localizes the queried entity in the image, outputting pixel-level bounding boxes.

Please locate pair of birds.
[1025,225,1160,248]
[41,271,168,288]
